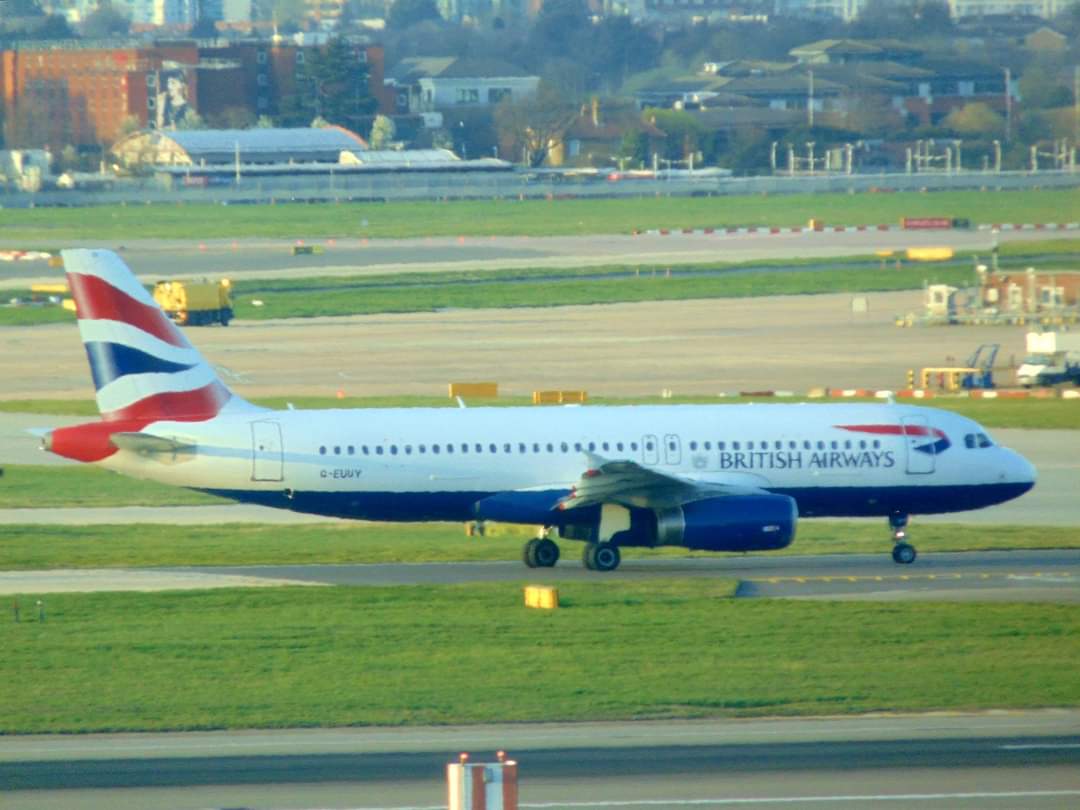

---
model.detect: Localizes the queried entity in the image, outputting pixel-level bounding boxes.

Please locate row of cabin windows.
[316,437,883,457]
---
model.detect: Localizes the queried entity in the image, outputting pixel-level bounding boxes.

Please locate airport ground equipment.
[448,751,518,810]
[963,344,999,389]
[1017,332,1080,387]
[152,278,233,326]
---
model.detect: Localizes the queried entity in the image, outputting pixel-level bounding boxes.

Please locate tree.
[645,108,702,161]
[281,38,376,130]
[388,0,441,29]
[369,115,396,149]
[1019,67,1074,110]
[81,2,131,38]
[943,103,1005,137]
[528,0,589,63]
[587,16,660,94]
[495,81,577,167]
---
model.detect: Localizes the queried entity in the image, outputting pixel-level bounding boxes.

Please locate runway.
[2,550,1077,601]
[3,712,1079,809]
[0,228,1071,289]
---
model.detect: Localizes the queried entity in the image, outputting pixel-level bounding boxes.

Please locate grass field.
[1,519,1077,570]
[1,190,1077,242]
[2,581,1077,733]
[3,394,1077,428]
[3,240,1077,327]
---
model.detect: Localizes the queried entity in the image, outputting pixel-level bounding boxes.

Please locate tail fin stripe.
[85,342,197,391]
[96,365,220,417]
[102,381,232,422]
[62,249,161,306]
[77,320,201,365]
[68,273,187,348]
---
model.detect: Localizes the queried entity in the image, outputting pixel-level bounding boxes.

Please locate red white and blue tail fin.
[62,248,250,423]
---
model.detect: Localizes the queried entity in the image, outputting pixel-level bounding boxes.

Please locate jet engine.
[653,494,797,551]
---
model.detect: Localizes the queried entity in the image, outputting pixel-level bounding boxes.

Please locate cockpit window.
[964,434,976,449]
[977,433,993,448]
[965,432,995,449]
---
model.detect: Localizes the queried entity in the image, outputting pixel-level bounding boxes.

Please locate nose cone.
[1007,449,1037,496]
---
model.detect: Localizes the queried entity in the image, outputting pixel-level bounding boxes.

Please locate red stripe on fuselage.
[68,273,187,348]
[837,424,944,438]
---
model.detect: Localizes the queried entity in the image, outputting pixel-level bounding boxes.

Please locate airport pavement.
[1,551,1077,602]
[2,712,1079,809]
[0,228,1073,289]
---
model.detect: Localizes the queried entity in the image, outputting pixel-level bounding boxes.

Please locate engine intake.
[655,494,797,551]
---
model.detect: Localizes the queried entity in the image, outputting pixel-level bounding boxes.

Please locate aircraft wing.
[556,453,767,512]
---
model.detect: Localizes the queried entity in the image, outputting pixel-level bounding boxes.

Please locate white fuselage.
[97,402,1036,522]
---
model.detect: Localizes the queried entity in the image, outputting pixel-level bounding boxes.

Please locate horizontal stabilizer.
[109,432,196,456]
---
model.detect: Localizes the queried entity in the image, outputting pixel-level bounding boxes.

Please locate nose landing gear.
[523,534,560,568]
[890,513,917,564]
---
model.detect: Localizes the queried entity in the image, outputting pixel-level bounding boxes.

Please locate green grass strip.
[0,190,1077,240]
[1,521,1077,570]
[1,582,1077,733]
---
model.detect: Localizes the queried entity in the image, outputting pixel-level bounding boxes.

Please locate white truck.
[1016,332,1080,388]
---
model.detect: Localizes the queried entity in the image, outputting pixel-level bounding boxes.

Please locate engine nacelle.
[654,494,797,552]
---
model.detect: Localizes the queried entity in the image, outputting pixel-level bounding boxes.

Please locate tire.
[523,538,540,568]
[534,537,560,568]
[592,542,621,572]
[582,543,597,570]
[892,543,917,565]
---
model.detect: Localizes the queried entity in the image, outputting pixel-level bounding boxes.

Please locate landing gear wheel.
[524,537,560,568]
[583,542,621,572]
[523,538,541,568]
[534,537,559,567]
[892,542,917,565]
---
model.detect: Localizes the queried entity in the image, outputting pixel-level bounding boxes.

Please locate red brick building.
[1,38,389,149]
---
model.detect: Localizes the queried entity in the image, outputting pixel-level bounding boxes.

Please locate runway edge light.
[447,751,518,810]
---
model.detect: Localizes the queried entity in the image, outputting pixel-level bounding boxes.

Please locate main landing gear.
[890,513,917,565]
[523,536,560,568]
[583,542,621,572]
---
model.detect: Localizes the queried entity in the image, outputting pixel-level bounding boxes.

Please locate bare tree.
[495,82,577,167]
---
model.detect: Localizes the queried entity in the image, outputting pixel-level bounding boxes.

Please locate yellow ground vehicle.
[152,279,233,326]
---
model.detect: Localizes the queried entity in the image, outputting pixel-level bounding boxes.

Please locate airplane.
[39,249,1037,571]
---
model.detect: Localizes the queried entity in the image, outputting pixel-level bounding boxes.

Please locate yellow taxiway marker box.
[449,382,499,399]
[524,585,559,610]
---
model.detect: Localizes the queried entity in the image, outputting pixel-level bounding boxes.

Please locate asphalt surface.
[0,228,1071,289]
[3,712,1079,809]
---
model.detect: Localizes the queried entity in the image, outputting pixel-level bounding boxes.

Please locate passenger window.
[490,443,498,453]
[602,442,610,451]
[830,441,838,450]
[718,441,725,450]
[533,443,540,453]
[447,444,454,454]
[419,445,426,454]
[817,441,825,450]
[347,445,354,455]
[844,441,851,450]
[704,441,711,450]
[560,442,569,452]
[630,442,638,451]
[574,442,582,452]
[733,442,741,451]
[319,446,327,455]
[547,443,554,452]
[390,445,398,455]
[689,441,698,451]
[475,443,482,453]
[461,444,468,453]
[433,444,440,454]
[803,441,811,450]
[588,442,596,451]
[519,443,527,453]
[645,440,654,451]
[788,441,796,450]
[376,446,384,455]
[616,442,624,451]
[859,440,866,450]
[362,446,369,455]
[873,440,881,449]
[404,445,412,455]
[775,441,782,450]
[333,446,341,455]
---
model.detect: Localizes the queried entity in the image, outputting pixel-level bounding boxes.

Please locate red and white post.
[446,751,518,810]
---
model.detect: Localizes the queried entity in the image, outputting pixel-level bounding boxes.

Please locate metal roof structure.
[117,127,369,166]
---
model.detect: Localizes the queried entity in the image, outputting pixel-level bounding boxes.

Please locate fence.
[2,168,1079,209]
